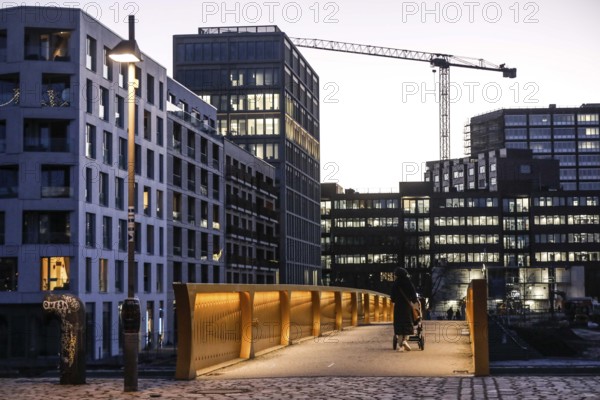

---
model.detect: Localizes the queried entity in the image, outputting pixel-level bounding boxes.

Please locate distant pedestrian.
[447,306,454,320]
[391,267,418,352]
[454,309,461,320]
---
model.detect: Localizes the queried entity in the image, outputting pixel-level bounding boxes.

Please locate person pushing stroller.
[390,267,419,351]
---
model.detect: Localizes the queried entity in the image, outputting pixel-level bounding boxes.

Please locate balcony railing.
[41,186,71,198]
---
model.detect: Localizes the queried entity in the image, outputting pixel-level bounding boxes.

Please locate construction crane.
[290,38,517,160]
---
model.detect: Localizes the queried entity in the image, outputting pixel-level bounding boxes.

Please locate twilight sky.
[17,0,600,191]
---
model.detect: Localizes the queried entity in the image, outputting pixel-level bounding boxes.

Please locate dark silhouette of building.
[322,149,600,313]
[466,104,600,191]
[173,26,321,284]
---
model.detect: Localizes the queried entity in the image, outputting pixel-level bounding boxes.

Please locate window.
[156,116,164,146]
[553,114,574,125]
[173,227,182,256]
[156,190,163,219]
[529,114,550,125]
[103,46,112,80]
[135,222,141,253]
[0,257,17,291]
[41,257,70,291]
[135,144,141,175]
[115,260,124,293]
[85,79,93,113]
[0,165,18,198]
[156,264,163,293]
[147,225,154,255]
[85,258,92,293]
[119,63,127,88]
[143,186,151,216]
[113,177,124,210]
[173,157,182,187]
[143,263,151,293]
[147,149,154,179]
[86,36,96,71]
[41,165,70,198]
[159,154,164,183]
[159,227,164,256]
[118,137,127,170]
[85,213,96,247]
[116,95,124,128]
[159,81,164,110]
[103,131,112,165]
[99,258,108,292]
[85,124,96,158]
[102,216,112,249]
[143,110,151,140]
[99,172,109,206]
[147,74,154,104]
[504,115,527,126]
[578,114,599,125]
[100,86,109,120]
[85,167,93,202]
[23,211,70,244]
[118,219,127,251]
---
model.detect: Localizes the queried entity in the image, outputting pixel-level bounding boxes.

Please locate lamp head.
[108,15,142,63]
[109,40,142,63]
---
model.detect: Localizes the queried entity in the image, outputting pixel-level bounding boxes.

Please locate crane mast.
[290,38,516,160]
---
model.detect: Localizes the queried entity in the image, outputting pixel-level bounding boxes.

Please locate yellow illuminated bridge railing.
[174,284,393,380]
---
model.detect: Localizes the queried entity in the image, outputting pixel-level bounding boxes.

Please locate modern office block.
[467,104,600,190]
[173,26,321,284]
[322,149,600,313]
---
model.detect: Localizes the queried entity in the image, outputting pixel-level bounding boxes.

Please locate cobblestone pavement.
[1,376,599,399]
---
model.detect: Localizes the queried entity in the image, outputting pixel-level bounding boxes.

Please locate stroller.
[393,299,425,351]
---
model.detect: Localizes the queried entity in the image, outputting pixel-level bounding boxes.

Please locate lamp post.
[109,15,142,392]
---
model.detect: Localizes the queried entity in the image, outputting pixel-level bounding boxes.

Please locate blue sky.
[15,0,600,191]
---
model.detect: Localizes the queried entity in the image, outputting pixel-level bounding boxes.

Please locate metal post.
[123,60,139,392]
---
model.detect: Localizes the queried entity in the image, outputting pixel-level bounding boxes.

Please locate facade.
[467,103,600,191]
[224,140,279,283]
[164,77,225,342]
[0,6,283,362]
[322,149,600,314]
[321,184,402,292]
[173,26,321,284]
[0,7,169,359]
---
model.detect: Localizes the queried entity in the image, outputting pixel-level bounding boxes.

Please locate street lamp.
[109,15,142,393]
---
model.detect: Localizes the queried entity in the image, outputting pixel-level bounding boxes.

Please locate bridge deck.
[200,321,473,379]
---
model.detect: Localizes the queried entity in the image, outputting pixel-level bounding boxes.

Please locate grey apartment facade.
[467,103,600,191]
[0,7,169,359]
[173,26,321,284]
[0,6,285,363]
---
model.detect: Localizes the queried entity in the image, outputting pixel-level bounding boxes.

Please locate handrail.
[466,279,489,376]
[173,284,392,379]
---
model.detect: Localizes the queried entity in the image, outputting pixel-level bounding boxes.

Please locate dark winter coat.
[391,274,418,336]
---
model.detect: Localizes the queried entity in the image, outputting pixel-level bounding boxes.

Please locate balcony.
[173,211,182,221]
[41,86,70,107]
[41,186,71,198]
[0,74,19,106]
[24,29,71,61]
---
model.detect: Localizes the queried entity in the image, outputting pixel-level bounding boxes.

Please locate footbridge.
[173,280,488,379]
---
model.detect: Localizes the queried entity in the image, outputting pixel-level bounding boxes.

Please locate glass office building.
[467,104,600,191]
[173,26,321,284]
